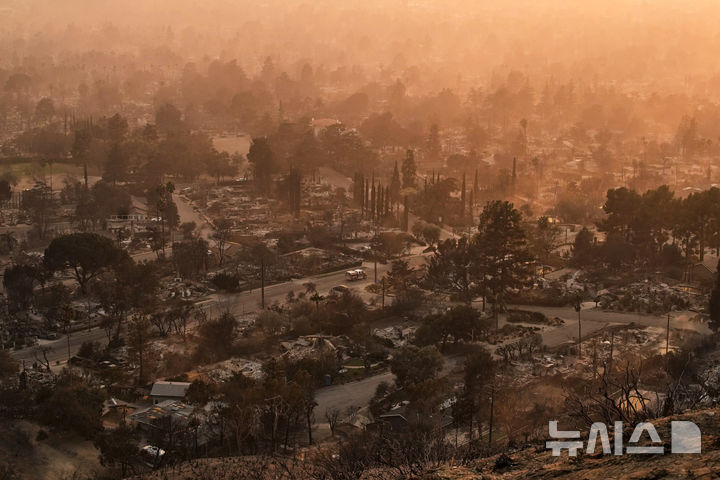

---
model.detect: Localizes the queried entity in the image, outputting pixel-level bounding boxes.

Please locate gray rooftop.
[150,381,191,398]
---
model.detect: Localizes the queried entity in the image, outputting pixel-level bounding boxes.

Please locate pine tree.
[402,150,417,189]
[476,200,533,317]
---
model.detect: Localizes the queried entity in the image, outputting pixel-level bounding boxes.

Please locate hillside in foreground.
[133,407,720,480]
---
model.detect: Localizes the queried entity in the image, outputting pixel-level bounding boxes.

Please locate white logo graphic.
[546,420,701,456]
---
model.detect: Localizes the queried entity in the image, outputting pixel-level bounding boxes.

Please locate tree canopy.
[44,233,129,293]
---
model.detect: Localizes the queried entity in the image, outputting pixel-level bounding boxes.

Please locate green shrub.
[211,272,240,292]
[506,309,549,324]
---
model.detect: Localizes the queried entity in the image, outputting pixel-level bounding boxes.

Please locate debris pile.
[280,335,337,361]
[506,309,564,326]
[596,281,702,314]
[165,279,212,300]
[372,326,416,348]
[200,358,264,382]
[279,247,362,277]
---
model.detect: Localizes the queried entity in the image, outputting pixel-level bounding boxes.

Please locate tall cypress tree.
[364,178,369,218]
[402,149,417,189]
[370,176,376,221]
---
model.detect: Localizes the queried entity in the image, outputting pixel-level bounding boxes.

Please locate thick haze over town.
[1,1,720,479]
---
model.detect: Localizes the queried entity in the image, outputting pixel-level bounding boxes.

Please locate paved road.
[315,371,394,416]
[8,260,381,367]
[10,254,413,368]
[21,191,695,386]
[13,326,110,367]
[10,187,438,365]
[173,193,214,241]
[205,248,432,316]
[506,304,711,348]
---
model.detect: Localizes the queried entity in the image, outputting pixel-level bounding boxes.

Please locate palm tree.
[304,281,324,311]
[310,292,324,312]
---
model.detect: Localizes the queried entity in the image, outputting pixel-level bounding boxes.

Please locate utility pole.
[373,224,379,283]
[592,340,598,379]
[494,293,499,332]
[488,382,495,448]
[575,297,582,359]
[260,256,265,309]
[381,278,385,308]
[62,304,73,363]
[577,311,582,359]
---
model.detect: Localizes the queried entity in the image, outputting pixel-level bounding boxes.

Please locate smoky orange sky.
[2,0,720,94]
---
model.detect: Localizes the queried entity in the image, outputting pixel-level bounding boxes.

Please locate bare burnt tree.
[564,362,658,428]
[308,421,452,480]
[324,407,340,436]
[34,345,53,371]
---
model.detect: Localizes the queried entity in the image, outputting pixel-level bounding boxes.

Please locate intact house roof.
[150,381,191,399]
[696,255,719,274]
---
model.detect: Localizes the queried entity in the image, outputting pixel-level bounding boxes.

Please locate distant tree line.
[571,185,720,277]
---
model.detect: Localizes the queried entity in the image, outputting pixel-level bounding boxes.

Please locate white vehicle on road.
[344,269,367,281]
[142,445,165,459]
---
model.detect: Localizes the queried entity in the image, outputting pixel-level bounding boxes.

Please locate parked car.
[142,445,165,459]
[330,285,350,295]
